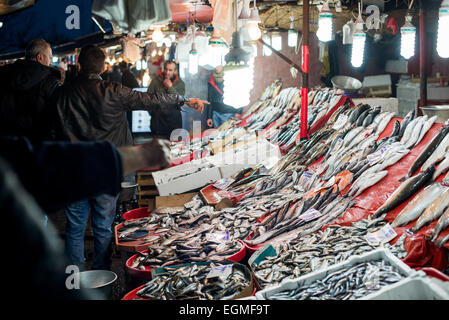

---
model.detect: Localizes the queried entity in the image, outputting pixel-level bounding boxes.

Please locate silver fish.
[392,182,449,227]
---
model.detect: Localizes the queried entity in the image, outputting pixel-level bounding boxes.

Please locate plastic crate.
[254,248,421,300]
[361,277,449,300]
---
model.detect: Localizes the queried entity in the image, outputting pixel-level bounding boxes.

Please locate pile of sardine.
[136,263,251,300]
[253,217,407,289]
[265,260,405,300]
[130,238,244,269]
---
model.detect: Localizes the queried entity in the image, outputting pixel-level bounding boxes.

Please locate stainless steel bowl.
[79,270,117,299]
[420,105,449,124]
[331,75,363,94]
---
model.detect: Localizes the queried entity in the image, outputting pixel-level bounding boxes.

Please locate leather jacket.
[0,59,62,143]
[54,72,189,146]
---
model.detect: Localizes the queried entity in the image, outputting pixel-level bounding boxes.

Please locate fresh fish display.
[130,239,244,269]
[391,182,449,227]
[405,124,449,180]
[422,130,449,171]
[252,218,407,289]
[435,233,449,248]
[412,188,449,232]
[398,110,415,139]
[433,152,449,181]
[430,207,449,243]
[373,165,435,218]
[265,260,405,300]
[136,262,251,300]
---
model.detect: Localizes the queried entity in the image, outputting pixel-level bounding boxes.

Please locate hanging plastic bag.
[342,19,354,45]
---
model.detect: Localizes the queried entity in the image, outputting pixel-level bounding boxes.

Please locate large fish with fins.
[401,124,449,181]
[373,165,435,218]
[391,181,449,228]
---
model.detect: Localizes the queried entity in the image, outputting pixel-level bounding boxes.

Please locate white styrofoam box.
[385,60,408,74]
[152,159,222,196]
[219,164,249,179]
[361,277,449,300]
[362,74,392,88]
[254,248,420,300]
[352,98,398,114]
[207,138,281,168]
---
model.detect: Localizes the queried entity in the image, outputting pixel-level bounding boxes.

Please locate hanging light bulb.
[316,1,333,42]
[400,14,416,60]
[262,33,272,56]
[224,62,254,108]
[189,43,199,75]
[142,60,148,70]
[437,0,449,58]
[152,25,164,43]
[351,14,366,68]
[271,32,282,51]
[136,60,142,71]
[288,15,298,47]
[247,2,262,41]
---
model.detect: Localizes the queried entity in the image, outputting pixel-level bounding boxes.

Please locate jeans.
[65,193,119,271]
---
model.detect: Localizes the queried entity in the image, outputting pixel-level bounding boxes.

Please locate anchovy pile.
[265,260,405,300]
[136,263,251,300]
[253,217,407,289]
[130,239,244,269]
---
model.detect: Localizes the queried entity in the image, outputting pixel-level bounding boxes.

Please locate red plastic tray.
[125,240,247,280]
[114,221,164,253]
[415,267,449,282]
[121,207,152,221]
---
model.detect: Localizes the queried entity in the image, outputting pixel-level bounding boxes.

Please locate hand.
[207,119,213,127]
[140,138,172,169]
[186,98,209,113]
[163,79,172,88]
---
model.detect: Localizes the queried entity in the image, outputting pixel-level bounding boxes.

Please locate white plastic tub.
[362,277,449,300]
[254,248,421,300]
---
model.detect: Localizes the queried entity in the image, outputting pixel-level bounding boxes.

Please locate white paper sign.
[300,208,322,222]
[333,114,349,130]
[365,224,397,246]
[206,230,230,243]
[206,264,233,280]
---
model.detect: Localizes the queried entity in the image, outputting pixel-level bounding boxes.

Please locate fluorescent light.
[400,15,416,60]
[437,0,449,58]
[351,20,366,68]
[271,32,282,51]
[317,1,333,42]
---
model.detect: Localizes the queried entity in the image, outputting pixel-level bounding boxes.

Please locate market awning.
[0,0,110,59]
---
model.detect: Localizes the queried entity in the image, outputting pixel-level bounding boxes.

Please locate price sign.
[365,224,397,246]
[206,264,233,280]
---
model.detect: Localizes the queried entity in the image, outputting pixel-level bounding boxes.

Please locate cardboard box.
[155,192,197,209]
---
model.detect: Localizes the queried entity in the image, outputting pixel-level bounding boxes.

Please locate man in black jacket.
[0,39,63,143]
[54,44,207,271]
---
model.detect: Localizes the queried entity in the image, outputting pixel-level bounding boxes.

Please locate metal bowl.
[79,270,117,299]
[331,75,363,94]
[420,105,449,124]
